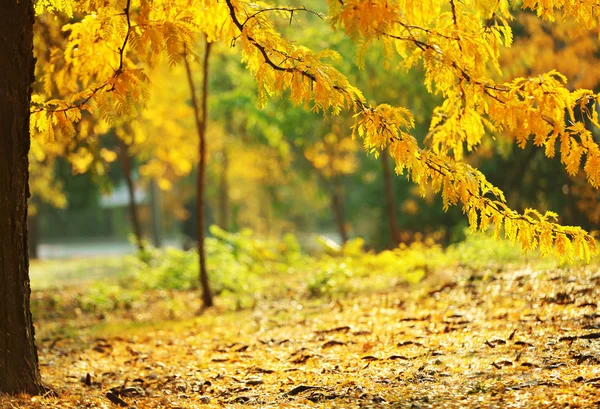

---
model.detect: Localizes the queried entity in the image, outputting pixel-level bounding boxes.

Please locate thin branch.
[115,0,132,77]
[395,19,459,41]
[30,82,110,114]
[32,0,133,114]
[241,6,323,28]
[449,0,459,29]
[448,0,463,52]
[183,39,214,307]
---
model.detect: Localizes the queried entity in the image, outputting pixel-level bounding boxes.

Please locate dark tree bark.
[0,0,44,395]
[118,138,145,253]
[185,39,214,308]
[381,149,401,246]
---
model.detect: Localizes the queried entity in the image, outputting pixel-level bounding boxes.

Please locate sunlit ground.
[2,234,599,408]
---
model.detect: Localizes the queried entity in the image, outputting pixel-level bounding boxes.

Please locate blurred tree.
[116,135,146,252]
[28,143,68,258]
[305,130,360,243]
[352,42,441,247]
[380,147,401,245]
[184,38,214,308]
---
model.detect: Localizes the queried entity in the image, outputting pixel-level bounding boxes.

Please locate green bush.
[121,226,308,298]
[56,228,565,318]
[447,231,534,269]
[78,282,140,312]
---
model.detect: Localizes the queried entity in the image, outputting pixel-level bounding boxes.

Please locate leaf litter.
[2,265,600,408]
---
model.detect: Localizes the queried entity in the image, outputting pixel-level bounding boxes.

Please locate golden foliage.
[305,133,360,178]
[32,0,600,260]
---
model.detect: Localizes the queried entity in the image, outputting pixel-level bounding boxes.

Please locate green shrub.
[78,282,140,312]
[121,227,308,300]
[447,231,535,269]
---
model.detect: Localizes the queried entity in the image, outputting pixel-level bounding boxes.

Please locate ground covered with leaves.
[2,237,600,408]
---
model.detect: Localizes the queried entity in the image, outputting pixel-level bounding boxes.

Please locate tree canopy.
[30,0,600,262]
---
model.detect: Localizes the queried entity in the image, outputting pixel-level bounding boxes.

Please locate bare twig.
[115,0,133,77]
[241,6,323,28]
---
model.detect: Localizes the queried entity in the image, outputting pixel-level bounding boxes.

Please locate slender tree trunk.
[185,39,213,308]
[261,184,273,236]
[564,178,574,225]
[330,176,349,244]
[381,149,401,246]
[150,180,162,248]
[504,144,539,207]
[324,146,349,244]
[0,0,44,394]
[217,148,229,230]
[118,139,145,253]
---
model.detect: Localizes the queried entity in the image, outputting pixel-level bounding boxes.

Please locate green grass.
[29,256,126,290]
[29,229,575,333]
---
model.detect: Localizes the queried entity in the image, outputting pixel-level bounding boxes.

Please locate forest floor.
[2,257,600,408]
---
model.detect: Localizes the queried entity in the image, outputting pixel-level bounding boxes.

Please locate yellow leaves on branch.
[32,0,202,174]
[326,0,600,194]
[483,73,600,189]
[522,0,600,28]
[329,0,397,40]
[221,0,598,261]
[33,0,599,261]
[31,99,81,143]
[226,0,364,113]
[353,104,415,157]
[353,104,595,263]
[329,0,512,91]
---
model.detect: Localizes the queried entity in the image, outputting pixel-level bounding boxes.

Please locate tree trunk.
[184,39,213,308]
[217,148,229,230]
[330,176,349,244]
[0,0,44,394]
[118,139,145,253]
[381,149,401,246]
[150,180,162,248]
[325,145,349,244]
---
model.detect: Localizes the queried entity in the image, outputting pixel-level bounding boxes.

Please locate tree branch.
[241,6,323,28]
[115,0,132,77]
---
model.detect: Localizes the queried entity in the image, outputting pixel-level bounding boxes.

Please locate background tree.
[305,131,360,243]
[28,144,67,258]
[184,38,214,308]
